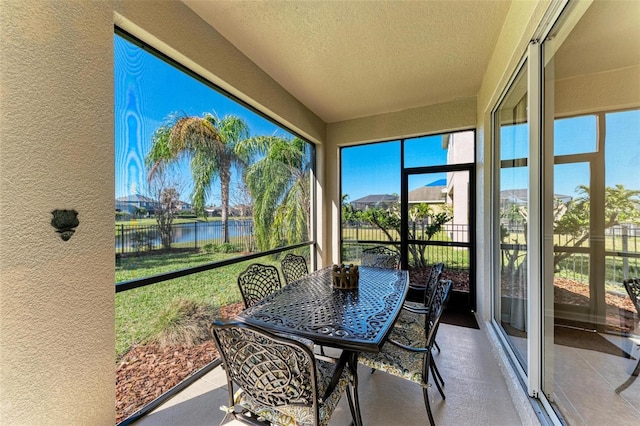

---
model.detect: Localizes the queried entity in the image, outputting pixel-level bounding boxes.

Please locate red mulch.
[553,277,637,332]
[115,302,245,424]
[409,267,470,293]
[116,342,217,423]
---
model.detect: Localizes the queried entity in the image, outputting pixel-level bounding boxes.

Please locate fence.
[343,222,470,243]
[501,223,640,285]
[341,222,470,270]
[115,220,255,255]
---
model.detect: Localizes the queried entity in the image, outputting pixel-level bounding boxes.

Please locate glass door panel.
[553,162,591,317]
[405,172,471,308]
[494,62,529,370]
[542,1,640,423]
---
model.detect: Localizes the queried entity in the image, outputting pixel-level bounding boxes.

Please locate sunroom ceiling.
[182,0,511,123]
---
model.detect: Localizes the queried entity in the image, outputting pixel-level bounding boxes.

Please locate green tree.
[146,113,255,243]
[342,196,452,268]
[242,136,311,250]
[553,184,640,269]
[501,184,640,273]
[133,206,147,218]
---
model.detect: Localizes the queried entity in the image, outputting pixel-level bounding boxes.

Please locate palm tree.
[146,113,253,243]
[241,136,311,250]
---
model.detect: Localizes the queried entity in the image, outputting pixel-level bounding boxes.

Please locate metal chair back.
[423,263,445,306]
[211,321,319,422]
[280,253,309,285]
[361,245,400,269]
[237,263,282,308]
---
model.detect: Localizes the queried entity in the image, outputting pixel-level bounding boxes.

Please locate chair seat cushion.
[394,307,427,337]
[359,311,428,386]
[235,358,350,426]
[358,339,427,386]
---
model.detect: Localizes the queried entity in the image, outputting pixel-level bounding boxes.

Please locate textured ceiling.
[183,0,511,123]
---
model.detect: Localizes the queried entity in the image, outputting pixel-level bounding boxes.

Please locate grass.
[146,299,217,347]
[115,250,281,358]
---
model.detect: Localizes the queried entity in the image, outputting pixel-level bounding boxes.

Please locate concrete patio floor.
[133,321,540,426]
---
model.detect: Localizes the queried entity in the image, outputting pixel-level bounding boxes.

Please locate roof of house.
[408,186,446,203]
[115,194,155,203]
[350,194,399,205]
[500,189,572,203]
[427,178,447,187]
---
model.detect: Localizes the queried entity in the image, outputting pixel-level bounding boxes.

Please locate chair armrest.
[401,303,429,314]
[386,338,430,353]
[408,284,427,292]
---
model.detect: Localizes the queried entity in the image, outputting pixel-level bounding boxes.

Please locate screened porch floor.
[132,321,540,426]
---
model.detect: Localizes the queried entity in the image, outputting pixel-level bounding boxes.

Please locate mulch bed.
[115,302,244,424]
[116,342,217,423]
[409,267,470,293]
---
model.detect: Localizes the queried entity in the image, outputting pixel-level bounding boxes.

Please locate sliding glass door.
[541,1,640,418]
[493,62,530,370]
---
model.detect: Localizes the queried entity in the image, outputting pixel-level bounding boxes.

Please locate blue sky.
[115,34,639,207]
[340,137,450,202]
[114,35,290,203]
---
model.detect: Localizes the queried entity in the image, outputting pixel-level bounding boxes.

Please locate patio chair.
[237,263,282,309]
[280,253,309,285]
[406,263,445,310]
[211,320,360,426]
[361,246,400,269]
[616,278,640,394]
[396,263,445,349]
[358,279,453,426]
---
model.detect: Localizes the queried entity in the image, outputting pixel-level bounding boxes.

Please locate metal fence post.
[623,225,629,280]
[194,221,198,250]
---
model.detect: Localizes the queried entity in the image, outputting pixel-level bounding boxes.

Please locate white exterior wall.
[447,131,475,242]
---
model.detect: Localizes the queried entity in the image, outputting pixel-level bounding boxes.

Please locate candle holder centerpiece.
[332,264,359,290]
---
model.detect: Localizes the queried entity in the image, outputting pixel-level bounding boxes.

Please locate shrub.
[202,242,238,254]
[146,299,218,347]
[215,242,237,253]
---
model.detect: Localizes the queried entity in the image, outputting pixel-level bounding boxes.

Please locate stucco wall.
[555,65,640,116]
[0,1,115,424]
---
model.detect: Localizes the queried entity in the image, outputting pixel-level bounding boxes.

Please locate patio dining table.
[235,265,409,426]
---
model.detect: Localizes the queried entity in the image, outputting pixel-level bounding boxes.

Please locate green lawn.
[115,251,279,358]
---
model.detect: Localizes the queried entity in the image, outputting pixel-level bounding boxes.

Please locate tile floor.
[133,321,540,426]
[548,333,640,425]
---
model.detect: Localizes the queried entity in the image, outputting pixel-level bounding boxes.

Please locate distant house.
[350,194,398,210]
[175,200,193,212]
[232,204,252,217]
[204,206,222,217]
[407,184,446,208]
[204,204,252,217]
[500,189,572,210]
[115,194,157,216]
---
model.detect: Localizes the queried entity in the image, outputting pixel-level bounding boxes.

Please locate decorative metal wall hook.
[51,209,79,241]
